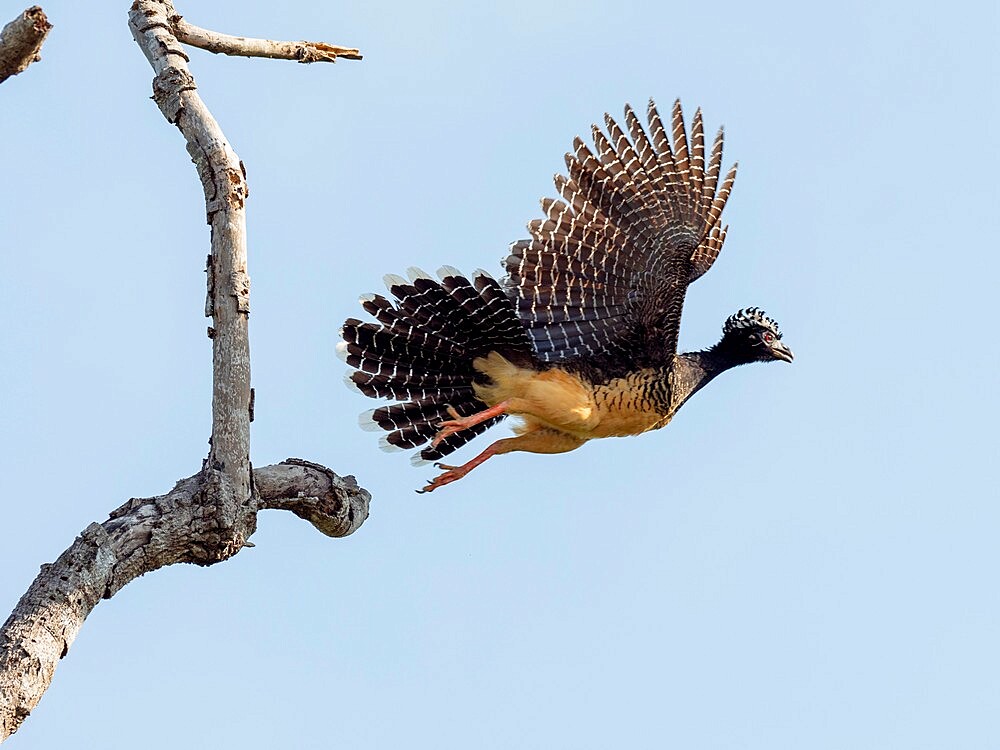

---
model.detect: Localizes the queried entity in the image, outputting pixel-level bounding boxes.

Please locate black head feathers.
[723,307,782,339]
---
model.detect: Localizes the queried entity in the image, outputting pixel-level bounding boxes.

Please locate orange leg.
[418,442,506,493]
[418,427,586,493]
[431,400,511,448]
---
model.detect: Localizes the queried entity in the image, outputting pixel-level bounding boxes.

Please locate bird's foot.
[430,406,470,448]
[416,462,468,493]
[430,401,511,448]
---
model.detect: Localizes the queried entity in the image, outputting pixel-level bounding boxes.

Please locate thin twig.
[0,6,52,84]
[173,14,362,62]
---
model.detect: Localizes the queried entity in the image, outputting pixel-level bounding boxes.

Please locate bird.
[338,99,793,493]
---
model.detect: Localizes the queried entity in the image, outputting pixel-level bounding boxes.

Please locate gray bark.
[0,463,369,740]
[172,15,362,62]
[0,6,51,84]
[0,2,367,741]
[130,0,257,553]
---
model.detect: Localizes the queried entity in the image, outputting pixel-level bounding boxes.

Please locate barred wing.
[504,99,737,366]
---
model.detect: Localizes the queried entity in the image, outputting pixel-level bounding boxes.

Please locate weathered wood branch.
[0,1,368,741]
[173,15,362,62]
[0,462,370,739]
[0,6,52,84]
[257,459,370,538]
[130,0,256,548]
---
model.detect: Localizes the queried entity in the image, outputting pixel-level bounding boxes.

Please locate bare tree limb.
[130,0,256,551]
[0,2,369,741]
[257,459,370,538]
[0,6,52,84]
[173,15,362,62]
[0,463,370,740]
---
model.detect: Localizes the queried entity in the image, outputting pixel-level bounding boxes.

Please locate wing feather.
[670,100,690,192]
[689,108,705,210]
[505,100,738,365]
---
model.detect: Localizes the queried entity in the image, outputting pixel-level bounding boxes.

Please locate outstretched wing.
[504,99,737,367]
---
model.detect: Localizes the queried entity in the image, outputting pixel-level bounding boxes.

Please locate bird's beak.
[773,341,794,363]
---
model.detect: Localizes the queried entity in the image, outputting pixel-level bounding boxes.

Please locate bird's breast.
[587,370,672,437]
[472,352,670,439]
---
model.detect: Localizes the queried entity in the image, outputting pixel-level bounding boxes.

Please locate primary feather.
[504,99,738,367]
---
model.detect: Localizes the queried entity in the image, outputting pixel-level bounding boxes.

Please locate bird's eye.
[762,331,774,344]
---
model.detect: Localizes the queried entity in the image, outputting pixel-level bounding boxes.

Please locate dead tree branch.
[256,459,370,538]
[0,2,367,741]
[0,6,52,84]
[131,0,257,550]
[0,462,369,739]
[173,15,362,62]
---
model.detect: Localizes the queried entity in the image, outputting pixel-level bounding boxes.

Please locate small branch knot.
[151,65,195,123]
[193,467,257,565]
[204,253,214,317]
[231,269,250,313]
[80,523,108,545]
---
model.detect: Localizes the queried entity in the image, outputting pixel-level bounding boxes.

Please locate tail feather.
[341,321,456,371]
[347,371,472,402]
[358,295,478,358]
[384,276,470,335]
[341,268,535,462]
[381,420,444,451]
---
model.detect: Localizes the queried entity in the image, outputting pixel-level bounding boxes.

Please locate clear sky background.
[1,1,998,747]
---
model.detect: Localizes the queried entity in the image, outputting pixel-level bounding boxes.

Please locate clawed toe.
[416,462,470,493]
[429,401,510,449]
[430,409,468,448]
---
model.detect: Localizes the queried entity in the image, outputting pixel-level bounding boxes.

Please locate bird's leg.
[431,400,511,448]
[418,440,507,493]
[418,428,586,493]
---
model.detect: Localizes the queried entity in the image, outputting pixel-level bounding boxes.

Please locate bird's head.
[718,307,794,364]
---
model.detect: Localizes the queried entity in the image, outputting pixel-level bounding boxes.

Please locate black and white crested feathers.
[504,98,738,368]
[723,307,782,339]
[339,267,533,463]
[704,306,792,366]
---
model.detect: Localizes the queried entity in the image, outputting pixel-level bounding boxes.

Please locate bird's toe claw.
[418,463,467,493]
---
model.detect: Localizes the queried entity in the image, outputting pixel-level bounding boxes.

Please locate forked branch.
[0,462,369,740]
[0,2,367,741]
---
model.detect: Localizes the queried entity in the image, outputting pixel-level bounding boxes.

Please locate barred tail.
[339,266,535,464]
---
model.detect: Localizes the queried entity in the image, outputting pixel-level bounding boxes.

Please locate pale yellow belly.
[471,352,670,441]
[587,380,671,437]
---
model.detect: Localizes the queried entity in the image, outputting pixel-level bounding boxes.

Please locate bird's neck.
[668,345,744,413]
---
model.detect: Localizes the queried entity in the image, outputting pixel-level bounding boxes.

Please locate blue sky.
[1,1,997,747]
